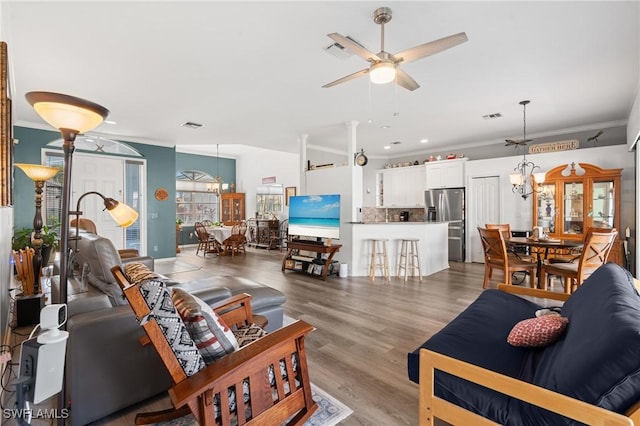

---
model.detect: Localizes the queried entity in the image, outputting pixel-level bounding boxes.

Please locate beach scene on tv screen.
[289,194,340,230]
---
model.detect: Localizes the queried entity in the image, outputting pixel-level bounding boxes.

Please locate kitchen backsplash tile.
[361,207,425,223]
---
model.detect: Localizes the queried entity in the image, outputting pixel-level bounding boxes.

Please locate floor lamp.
[14,163,60,295]
[25,92,109,306]
[71,190,139,253]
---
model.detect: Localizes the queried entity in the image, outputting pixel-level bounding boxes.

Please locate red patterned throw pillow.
[507,315,569,347]
[171,288,239,364]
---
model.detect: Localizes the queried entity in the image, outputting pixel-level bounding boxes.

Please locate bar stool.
[397,238,422,281]
[368,238,390,281]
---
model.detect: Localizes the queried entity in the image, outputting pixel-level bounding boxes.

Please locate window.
[176,170,219,225]
[125,161,143,251]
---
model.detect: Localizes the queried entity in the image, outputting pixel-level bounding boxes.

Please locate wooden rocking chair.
[110,265,317,426]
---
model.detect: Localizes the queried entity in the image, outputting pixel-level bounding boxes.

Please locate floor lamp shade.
[106,202,139,228]
[25,91,109,133]
[15,163,59,182]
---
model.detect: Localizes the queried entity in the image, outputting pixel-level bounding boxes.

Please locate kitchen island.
[345,221,449,278]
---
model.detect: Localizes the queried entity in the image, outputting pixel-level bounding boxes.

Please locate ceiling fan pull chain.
[394,73,399,117]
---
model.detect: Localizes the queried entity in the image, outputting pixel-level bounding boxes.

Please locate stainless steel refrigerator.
[425,187,465,261]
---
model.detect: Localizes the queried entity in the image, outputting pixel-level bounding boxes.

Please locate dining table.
[206,225,233,244]
[507,237,584,288]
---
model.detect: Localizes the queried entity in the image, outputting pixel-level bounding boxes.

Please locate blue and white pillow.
[139,279,205,376]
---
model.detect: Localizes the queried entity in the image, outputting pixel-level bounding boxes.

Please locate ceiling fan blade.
[395,68,420,91]
[322,68,370,88]
[394,32,468,65]
[327,33,380,62]
[587,130,604,141]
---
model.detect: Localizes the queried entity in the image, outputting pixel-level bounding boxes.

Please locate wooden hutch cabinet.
[220,192,245,225]
[532,162,623,265]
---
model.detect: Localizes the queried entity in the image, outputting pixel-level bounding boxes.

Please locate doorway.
[44,150,146,253]
[469,175,501,263]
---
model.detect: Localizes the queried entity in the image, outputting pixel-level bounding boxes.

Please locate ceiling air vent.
[482,113,502,120]
[182,121,203,129]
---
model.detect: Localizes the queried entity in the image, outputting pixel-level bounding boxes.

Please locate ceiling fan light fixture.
[370,61,396,84]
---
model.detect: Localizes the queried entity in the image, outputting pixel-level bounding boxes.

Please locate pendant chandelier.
[508,100,545,199]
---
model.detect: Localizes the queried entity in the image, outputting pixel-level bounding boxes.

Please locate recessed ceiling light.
[381,124,391,129]
[384,146,391,150]
[104,120,117,125]
[420,138,429,143]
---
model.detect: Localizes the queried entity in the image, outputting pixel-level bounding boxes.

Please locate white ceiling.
[3,1,639,160]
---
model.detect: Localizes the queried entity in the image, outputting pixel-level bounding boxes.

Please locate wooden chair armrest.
[212,293,254,327]
[497,284,571,302]
[419,349,634,426]
[169,319,313,409]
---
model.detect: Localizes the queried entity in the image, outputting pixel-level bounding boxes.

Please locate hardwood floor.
[6,246,489,425]
[90,245,486,426]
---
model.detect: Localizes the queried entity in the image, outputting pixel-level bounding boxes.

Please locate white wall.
[235,149,300,220]
[628,88,640,149]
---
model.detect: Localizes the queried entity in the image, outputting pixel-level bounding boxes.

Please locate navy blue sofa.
[408,263,640,425]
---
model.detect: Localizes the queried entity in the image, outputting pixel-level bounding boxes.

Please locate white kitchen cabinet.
[425,158,467,189]
[376,165,426,207]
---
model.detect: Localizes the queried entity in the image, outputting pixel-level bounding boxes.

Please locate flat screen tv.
[288,194,340,240]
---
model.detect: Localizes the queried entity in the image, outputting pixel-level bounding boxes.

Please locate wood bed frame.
[418,283,640,426]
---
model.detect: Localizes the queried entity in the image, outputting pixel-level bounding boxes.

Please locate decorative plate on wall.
[155,188,169,201]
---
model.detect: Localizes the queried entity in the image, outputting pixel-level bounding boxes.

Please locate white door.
[71,155,126,248]
[469,175,501,263]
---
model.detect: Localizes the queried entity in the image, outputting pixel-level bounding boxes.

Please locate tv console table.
[281,241,342,280]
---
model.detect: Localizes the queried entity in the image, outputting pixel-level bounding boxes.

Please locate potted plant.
[12,216,60,266]
[176,218,183,229]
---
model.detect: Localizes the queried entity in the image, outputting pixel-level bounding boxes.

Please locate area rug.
[156,384,352,426]
[154,260,202,275]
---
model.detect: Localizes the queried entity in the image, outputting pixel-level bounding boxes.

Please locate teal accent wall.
[11,126,237,260]
[175,152,237,245]
[13,127,58,230]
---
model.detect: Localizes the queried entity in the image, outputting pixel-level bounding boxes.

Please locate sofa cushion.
[408,289,543,424]
[507,315,569,348]
[139,279,204,376]
[530,263,640,417]
[214,276,287,311]
[171,288,239,364]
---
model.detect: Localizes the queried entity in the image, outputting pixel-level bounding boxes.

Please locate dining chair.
[478,227,537,289]
[485,223,533,284]
[223,222,248,256]
[547,227,613,264]
[194,222,217,256]
[541,229,618,293]
[485,223,511,240]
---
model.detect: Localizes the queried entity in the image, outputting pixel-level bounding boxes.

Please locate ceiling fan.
[505,100,533,148]
[322,7,468,91]
[587,130,604,145]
